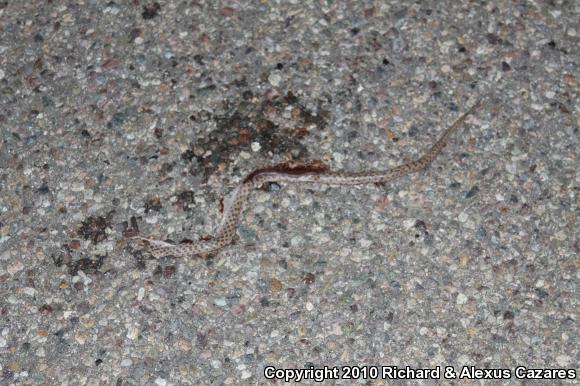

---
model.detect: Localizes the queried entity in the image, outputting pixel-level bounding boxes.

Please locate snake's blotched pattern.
[130,99,482,258]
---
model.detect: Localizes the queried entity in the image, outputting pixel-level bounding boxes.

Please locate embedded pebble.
[268,73,281,87]
[556,355,571,367]
[137,287,145,301]
[456,293,468,305]
[214,297,227,307]
[7,260,24,275]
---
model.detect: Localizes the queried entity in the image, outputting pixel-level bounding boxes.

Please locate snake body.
[131,99,481,258]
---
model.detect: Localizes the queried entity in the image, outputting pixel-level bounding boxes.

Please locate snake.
[129,98,482,258]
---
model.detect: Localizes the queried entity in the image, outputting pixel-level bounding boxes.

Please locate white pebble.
[145,216,158,224]
[359,239,372,248]
[268,73,281,87]
[137,287,145,301]
[506,162,517,174]
[75,334,86,345]
[23,287,36,296]
[251,142,261,152]
[554,231,566,241]
[456,293,468,305]
[7,260,24,275]
[340,247,351,257]
[290,236,301,247]
[126,325,138,340]
[214,297,226,307]
[556,355,571,366]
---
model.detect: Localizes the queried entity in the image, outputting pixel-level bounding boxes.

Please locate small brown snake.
[130,98,482,258]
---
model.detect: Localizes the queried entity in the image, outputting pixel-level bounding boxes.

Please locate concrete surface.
[0,1,578,385]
